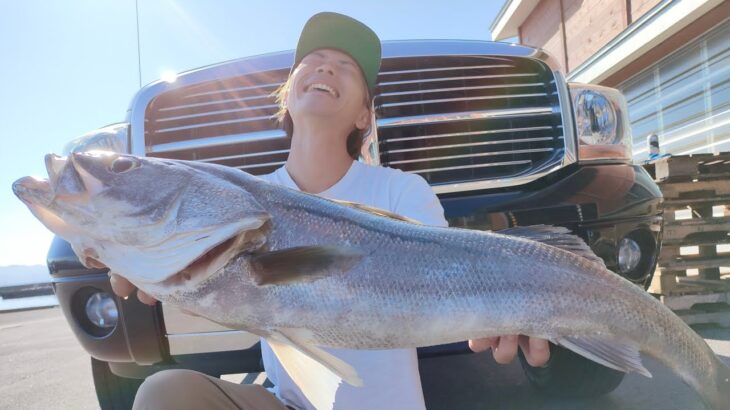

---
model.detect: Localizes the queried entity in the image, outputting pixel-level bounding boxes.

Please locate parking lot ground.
[2,307,729,409]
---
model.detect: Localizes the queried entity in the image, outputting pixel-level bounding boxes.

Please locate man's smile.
[304,82,340,98]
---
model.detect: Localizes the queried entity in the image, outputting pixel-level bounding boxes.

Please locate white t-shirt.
[259,160,448,410]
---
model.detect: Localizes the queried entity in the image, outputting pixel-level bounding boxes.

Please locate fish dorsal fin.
[249,246,364,286]
[498,225,606,268]
[331,199,421,224]
[556,335,652,378]
[267,329,363,410]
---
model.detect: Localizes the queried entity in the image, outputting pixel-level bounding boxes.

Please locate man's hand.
[469,335,550,367]
[109,273,158,306]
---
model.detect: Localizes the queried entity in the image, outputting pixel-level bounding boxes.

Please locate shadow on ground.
[419,325,730,410]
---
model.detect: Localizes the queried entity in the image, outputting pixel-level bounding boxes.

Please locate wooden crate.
[651,154,730,297]
[660,292,730,328]
[654,152,730,182]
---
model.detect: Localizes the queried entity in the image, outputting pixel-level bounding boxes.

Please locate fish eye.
[110,157,139,173]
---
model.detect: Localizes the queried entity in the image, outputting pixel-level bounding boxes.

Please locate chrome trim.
[162,305,260,355]
[431,162,565,194]
[554,71,578,164]
[378,72,537,87]
[387,136,558,154]
[155,114,275,134]
[386,125,554,143]
[389,147,554,165]
[377,107,553,128]
[578,158,632,165]
[128,41,563,155]
[167,332,260,355]
[163,305,230,333]
[155,104,279,123]
[379,64,514,75]
[379,92,548,108]
[199,148,290,163]
[359,108,381,166]
[158,94,274,112]
[378,82,545,98]
[413,159,533,174]
[147,129,286,154]
[378,41,561,71]
[182,82,283,100]
[428,72,575,194]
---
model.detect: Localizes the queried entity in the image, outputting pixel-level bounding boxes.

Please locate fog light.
[85,292,118,329]
[618,238,641,273]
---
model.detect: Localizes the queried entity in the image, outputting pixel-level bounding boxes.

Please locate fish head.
[13,152,271,286]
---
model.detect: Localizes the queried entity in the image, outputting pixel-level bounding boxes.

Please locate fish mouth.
[13,153,112,251]
[14,153,97,205]
[12,176,53,206]
[13,153,95,205]
[12,175,79,239]
[45,154,66,185]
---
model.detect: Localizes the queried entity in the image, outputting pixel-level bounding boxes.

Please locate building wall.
[618,19,730,160]
[631,0,662,21]
[519,0,661,72]
[521,0,566,71]
[563,0,626,71]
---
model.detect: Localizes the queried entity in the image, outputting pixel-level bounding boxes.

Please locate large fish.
[12,152,730,409]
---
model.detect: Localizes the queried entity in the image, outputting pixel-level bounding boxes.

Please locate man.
[115,12,550,409]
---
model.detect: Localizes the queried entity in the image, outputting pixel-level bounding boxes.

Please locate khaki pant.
[133,369,289,410]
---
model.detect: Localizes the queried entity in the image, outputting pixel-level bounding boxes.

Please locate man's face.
[287,48,370,129]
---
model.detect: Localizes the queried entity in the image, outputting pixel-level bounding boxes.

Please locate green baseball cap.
[294,12,382,94]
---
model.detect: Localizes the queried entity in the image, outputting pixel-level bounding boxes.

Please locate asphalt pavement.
[1,307,729,409]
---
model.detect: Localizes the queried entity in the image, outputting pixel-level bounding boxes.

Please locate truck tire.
[91,357,144,410]
[518,343,625,398]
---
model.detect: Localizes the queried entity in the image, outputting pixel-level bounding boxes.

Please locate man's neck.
[285,119,355,194]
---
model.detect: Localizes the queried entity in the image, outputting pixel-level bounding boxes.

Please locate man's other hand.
[469,335,550,367]
[109,273,158,306]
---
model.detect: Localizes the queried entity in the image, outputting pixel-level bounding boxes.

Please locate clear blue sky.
[0,0,506,266]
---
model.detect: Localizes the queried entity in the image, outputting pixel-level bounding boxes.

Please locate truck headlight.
[618,237,642,274]
[569,84,632,162]
[85,291,118,329]
[63,123,129,155]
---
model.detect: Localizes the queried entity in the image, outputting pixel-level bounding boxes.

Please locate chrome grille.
[375,55,564,188]
[145,68,290,175]
[140,44,566,191]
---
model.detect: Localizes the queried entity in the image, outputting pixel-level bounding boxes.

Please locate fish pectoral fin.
[556,335,652,378]
[249,246,364,286]
[266,330,363,410]
[497,225,606,268]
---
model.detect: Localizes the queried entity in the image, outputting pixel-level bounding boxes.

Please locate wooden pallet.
[651,154,730,296]
[654,152,730,182]
[659,292,730,328]
[656,220,730,295]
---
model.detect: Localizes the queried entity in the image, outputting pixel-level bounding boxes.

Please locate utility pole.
[135,0,142,88]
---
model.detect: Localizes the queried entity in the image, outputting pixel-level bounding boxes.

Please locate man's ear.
[354,104,372,132]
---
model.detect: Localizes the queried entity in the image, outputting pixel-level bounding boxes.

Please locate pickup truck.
[48,40,664,409]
